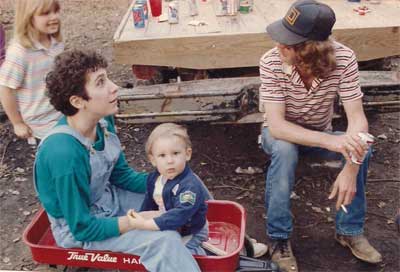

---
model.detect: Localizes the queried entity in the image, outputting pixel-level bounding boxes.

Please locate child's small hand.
[13,122,32,139]
[127,209,145,229]
[127,209,137,219]
[126,209,159,231]
[139,210,163,219]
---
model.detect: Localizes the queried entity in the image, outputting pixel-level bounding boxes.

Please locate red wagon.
[23,200,246,272]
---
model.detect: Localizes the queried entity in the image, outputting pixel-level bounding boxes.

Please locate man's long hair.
[292,39,336,79]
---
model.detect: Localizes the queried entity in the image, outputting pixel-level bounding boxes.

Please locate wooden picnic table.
[113,0,400,69]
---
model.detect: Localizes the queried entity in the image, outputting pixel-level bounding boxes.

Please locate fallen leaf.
[15,167,25,173]
[311,206,323,213]
[290,191,300,200]
[377,134,388,140]
[377,201,386,208]
[14,177,27,182]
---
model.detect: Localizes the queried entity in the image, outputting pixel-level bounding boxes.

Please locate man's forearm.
[0,86,24,125]
[268,119,331,148]
[343,160,360,175]
[346,120,368,135]
[343,99,369,134]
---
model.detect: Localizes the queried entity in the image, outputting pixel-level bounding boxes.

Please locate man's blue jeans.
[261,127,371,240]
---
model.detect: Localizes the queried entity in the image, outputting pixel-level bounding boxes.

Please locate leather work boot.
[335,234,383,264]
[269,239,298,272]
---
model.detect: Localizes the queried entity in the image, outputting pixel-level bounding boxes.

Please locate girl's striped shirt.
[0,38,64,138]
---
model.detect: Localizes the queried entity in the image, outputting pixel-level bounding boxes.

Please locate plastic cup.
[149,0,162,17]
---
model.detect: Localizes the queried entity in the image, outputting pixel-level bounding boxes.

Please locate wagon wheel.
[240,234,255,257]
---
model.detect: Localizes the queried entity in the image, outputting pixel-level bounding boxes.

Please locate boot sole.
[335,237,382,264]
[268,248,298,271]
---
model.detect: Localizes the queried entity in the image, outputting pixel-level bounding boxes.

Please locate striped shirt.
[259,41,363,131]
[0,38,64,138]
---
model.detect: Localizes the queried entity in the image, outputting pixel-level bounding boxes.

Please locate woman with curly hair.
[34,49,201,272]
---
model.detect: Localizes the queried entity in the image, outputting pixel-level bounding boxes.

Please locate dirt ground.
[0,1,399,271]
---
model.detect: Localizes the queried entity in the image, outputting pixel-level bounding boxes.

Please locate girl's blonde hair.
[292,39,336,79]
[145,123,192,157]
[14,0,62,49]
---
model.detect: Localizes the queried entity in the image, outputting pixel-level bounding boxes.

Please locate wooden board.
[115,71,400,124]
[113,0,400,69]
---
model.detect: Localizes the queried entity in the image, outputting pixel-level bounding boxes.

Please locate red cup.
[149,0,162,17]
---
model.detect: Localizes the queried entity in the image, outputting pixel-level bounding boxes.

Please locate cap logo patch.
[285,7,300,26]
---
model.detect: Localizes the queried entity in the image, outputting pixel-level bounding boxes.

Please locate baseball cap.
[266,0,336,45]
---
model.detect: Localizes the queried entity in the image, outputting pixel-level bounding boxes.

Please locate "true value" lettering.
[67,252,117,263]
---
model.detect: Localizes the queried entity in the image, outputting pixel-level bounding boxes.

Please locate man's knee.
[271,140,298,161]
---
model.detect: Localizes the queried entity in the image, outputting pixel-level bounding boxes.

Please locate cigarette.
[341,204,348,213]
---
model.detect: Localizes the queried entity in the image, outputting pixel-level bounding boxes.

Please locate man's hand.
[325,133,368,163]
[13,122,33,139]
[328,164,358,210]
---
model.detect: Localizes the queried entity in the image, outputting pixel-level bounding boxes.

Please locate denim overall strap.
[33,124,93,194]
[87,119,123,217]
[33,119,123,246]
[32,123,100,248]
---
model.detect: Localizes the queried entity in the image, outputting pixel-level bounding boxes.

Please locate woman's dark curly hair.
[46,50,108,116]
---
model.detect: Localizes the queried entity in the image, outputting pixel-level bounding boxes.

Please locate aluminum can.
[133,4,145,28]
[188,0,198,16]
[136,0,149,19]
[227,0,238,15]
[168,1,179,24]
[351,132,374,164]
[219,0,228,15]
[239,0,252,13]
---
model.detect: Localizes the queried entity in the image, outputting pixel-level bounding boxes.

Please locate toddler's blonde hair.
[145,123,192,157]
[14,0,62,49]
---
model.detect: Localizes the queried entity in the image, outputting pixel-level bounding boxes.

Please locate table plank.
[114,0,400,68]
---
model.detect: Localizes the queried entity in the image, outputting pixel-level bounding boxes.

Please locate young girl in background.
[0,0,64,141]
